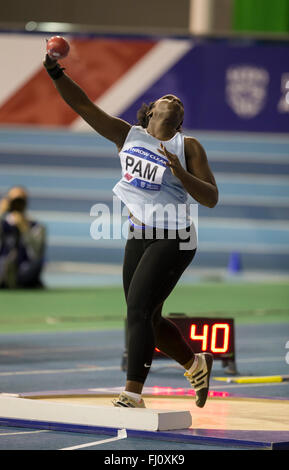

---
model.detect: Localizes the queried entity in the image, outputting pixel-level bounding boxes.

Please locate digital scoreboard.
[153,315,235,360]
[122,314,236,372]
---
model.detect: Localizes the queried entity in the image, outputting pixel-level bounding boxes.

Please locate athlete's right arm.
[43,55,131,150]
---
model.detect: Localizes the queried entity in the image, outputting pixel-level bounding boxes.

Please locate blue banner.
[121,38,289,133]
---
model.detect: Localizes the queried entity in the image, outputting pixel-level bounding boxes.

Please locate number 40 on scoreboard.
[190,323,230,353]
[154,315,235,360]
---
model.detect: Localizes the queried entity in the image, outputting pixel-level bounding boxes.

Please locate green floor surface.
[1,282,288,333]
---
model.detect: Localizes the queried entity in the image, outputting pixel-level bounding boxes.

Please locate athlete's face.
[157,95,184,108]
[151,95,184,127]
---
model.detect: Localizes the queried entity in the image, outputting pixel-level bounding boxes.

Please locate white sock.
[186,355,199,374]
[124,391,142,402]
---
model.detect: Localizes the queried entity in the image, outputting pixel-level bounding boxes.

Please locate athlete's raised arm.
[43,54,131,150]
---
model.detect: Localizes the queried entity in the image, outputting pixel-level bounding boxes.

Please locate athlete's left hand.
[157,143,185,179]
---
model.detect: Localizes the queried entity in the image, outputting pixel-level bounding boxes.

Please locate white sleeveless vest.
[113,125,192,230]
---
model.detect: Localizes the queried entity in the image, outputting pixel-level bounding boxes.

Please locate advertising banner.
[120,38,289,133]
[0,34,288,133]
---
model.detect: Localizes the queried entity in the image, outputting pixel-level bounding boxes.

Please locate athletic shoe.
[112,392,146,408]
[184,353,213,408]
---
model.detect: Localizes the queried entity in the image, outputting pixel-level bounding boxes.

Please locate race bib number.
[120,146,167,191]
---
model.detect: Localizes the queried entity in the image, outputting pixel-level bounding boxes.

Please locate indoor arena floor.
[0,321,288,451]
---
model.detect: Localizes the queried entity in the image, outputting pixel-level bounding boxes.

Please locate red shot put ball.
[46,36,70,59]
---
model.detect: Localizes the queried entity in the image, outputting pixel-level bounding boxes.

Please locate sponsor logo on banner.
[226,65,269,118]
[277,73,289,113]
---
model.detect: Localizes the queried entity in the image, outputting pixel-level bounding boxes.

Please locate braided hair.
[136,101,155,128]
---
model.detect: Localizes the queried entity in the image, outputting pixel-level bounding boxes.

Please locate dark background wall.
[0,0,191,32]
[1,0,288,35]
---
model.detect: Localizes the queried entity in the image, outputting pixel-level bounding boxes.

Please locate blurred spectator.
[0,187,46,288]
